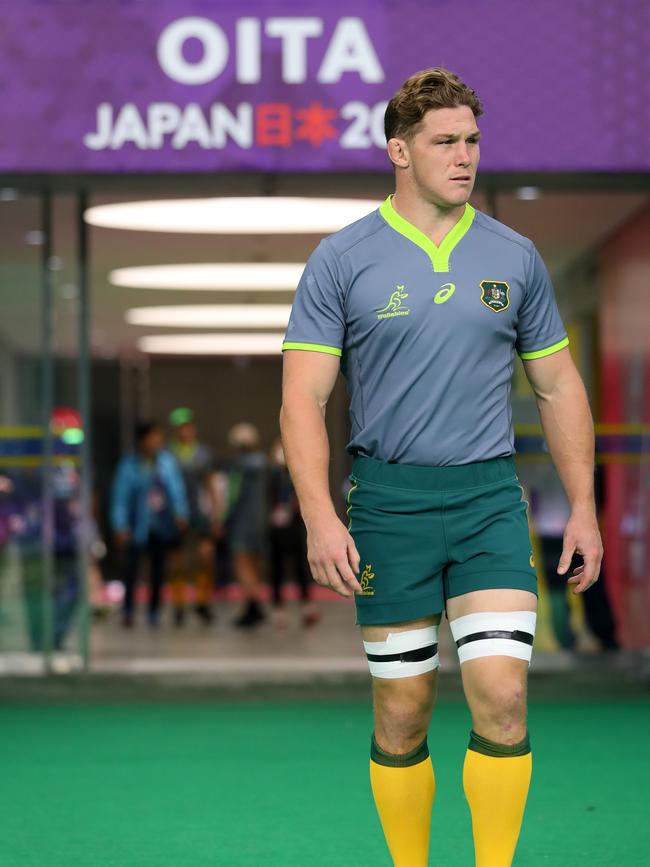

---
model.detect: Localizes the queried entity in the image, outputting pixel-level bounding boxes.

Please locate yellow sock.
[369,735,435,867]
[463,731,532,867]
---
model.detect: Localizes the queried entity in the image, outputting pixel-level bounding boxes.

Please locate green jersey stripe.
[282,341,342,357]
[518,337,569,360]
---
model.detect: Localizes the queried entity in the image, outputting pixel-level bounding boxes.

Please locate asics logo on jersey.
[360,564,376,596]
[434,282,456,305]
[376,285,410,319]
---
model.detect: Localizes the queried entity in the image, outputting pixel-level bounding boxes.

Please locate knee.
[474,681,527,743]
[374,676,436,754]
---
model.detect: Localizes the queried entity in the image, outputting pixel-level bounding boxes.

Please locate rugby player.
[280,68,603,866]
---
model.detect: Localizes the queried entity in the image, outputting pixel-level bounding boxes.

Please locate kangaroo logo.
[376,285,410,319]
[360,564,376,596]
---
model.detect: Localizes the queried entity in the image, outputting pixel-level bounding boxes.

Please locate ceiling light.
[127,305,291,328]
[514,186,541,201]
[110,263,304,291]
[138,333,285,355]
[85,197,383,234]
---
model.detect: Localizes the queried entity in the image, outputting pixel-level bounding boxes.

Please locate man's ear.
[387,137,410,169]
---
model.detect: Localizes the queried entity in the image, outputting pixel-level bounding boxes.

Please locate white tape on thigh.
[449,611,536,664]
[363,625,439,679]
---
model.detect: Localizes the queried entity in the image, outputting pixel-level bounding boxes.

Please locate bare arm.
[207,470,227,538]
[280,350,361,597]
[523,347,603,592]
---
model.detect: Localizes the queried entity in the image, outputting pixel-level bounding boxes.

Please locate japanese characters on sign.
[0,2,647,173]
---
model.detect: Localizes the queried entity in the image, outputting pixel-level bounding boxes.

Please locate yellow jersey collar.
[379,195,475,273]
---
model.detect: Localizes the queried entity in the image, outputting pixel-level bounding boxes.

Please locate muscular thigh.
[361,614,442,643]
[447,589,536,739]
[362,616,441,750]
[362,616,441,708]
[446,588,537,620]
[447,589,536,675]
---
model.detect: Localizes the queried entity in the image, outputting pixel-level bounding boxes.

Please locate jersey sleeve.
[516,244,569,360]
[282,240,345,357]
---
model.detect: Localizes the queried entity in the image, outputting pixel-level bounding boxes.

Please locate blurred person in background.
[528,472,577,649]
[531,464,618,651]
[111,421,188,628]
[220,422,268,629]
[9,463,80,652]
[88,490,109,620]
[268,437,320,628]
[0,474,13,629]
[167,407,217,626]
[8,409,84,652]
[581,465,618,650]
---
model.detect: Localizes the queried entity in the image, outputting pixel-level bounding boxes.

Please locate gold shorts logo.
[376,285,410,319]
[360,564,376,596]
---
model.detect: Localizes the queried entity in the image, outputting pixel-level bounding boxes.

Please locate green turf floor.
[1,700,649,866]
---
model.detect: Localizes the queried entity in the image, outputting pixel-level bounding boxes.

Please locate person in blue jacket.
[111,421,188,627]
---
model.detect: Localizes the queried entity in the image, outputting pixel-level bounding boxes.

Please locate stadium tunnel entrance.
[0,171,649,672]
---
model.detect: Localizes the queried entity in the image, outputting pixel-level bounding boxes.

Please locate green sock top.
[468,730,531,758]
[371,734,430,768]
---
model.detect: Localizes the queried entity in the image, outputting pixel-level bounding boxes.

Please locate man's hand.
[305,511,362,598]
[557,507,603,594]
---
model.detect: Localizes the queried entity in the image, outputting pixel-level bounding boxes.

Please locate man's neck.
[391,189,466,247]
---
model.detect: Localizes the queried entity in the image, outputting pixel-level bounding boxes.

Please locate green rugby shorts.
[348,455,538,626]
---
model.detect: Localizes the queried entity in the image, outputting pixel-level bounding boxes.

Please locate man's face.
[177,422,196,444]
[398,105,480,208]
[142,428,164,456]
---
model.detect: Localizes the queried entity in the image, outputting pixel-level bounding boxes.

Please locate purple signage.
[1,0,649,173]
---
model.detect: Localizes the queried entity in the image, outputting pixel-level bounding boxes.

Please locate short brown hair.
[384,67,483,141]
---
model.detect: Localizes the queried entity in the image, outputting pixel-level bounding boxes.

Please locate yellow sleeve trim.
[282,342,342,357]
[519,337,569,360]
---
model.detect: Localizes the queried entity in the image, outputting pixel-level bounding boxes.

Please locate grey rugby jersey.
[283,196,568,467]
